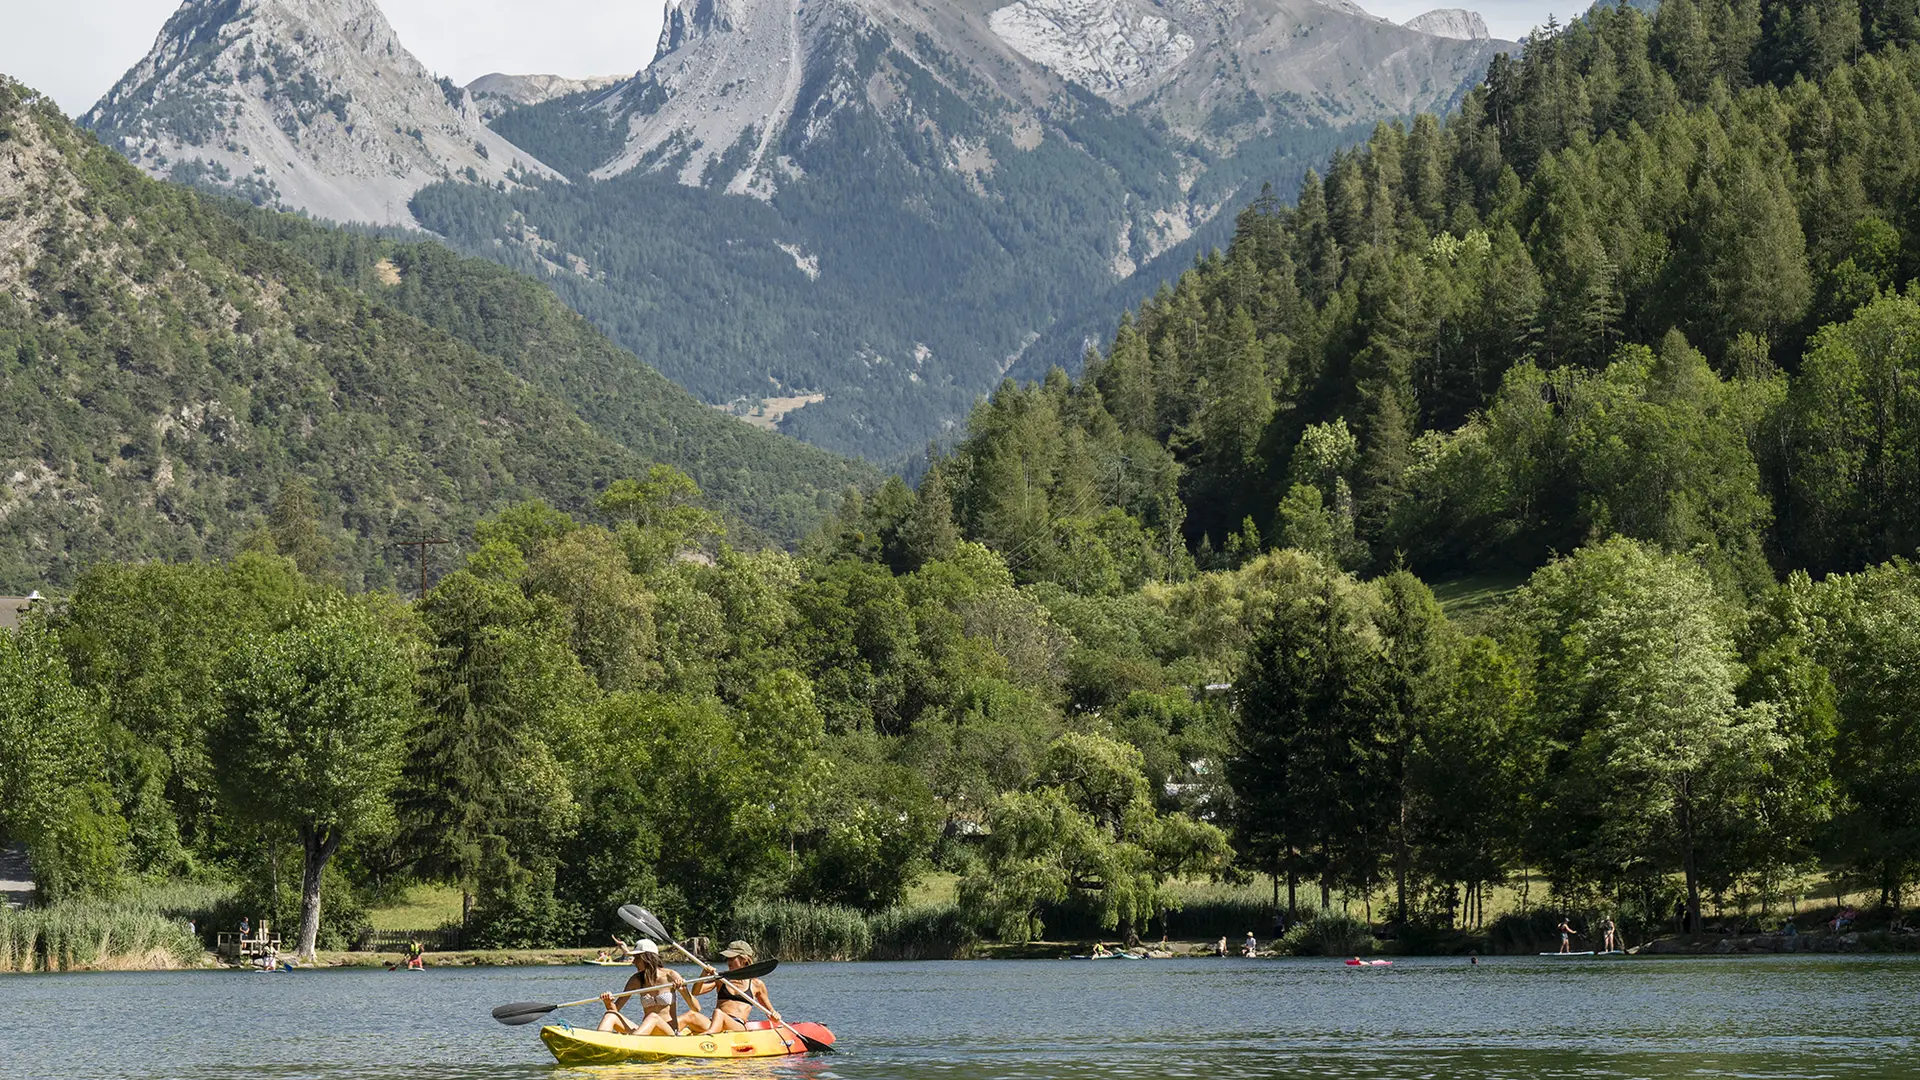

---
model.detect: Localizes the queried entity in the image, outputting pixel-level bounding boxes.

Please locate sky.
[4,0,1581,119]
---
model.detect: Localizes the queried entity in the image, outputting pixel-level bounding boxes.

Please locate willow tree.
[961,731,1230,941]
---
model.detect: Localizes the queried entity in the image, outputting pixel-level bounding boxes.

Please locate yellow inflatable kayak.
[539,1022,836,1064]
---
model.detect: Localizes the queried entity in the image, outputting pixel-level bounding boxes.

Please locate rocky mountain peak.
[85,0,558,226]
[466,73,625,119]
[590,0,1508,194]
[1403,8,1491,40]
[658,0,752,53]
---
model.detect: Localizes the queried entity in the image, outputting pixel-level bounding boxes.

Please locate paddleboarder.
[1556,916,1579,954]
[599,938,709,1037]
[694,940,782,1034]
[1600,916,1617,952]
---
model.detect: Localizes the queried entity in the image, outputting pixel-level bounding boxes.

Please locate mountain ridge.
[83,0,559,226]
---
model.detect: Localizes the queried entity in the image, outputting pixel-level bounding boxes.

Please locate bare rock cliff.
[84,0,558,226]
[1402,9,1492,40]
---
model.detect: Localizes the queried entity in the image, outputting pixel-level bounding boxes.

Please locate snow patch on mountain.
[987,0,1196,99]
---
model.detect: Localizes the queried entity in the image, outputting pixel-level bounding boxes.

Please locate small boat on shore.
[539,1021,836,1064]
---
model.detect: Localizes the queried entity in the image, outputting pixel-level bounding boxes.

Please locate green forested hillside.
[0,78,866,590]
[214,208,877,544]
[947,0,1920,588]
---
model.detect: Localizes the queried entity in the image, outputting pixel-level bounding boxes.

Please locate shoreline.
[12,931,1919,973]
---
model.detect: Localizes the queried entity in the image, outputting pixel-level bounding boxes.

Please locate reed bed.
[1036,879,1279,942]
[868,903,975,960]
[726,901,873,962]
[725,901,975,961]
[0,903,201,971]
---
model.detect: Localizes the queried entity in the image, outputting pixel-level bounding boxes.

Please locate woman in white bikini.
[598,938,709,1036]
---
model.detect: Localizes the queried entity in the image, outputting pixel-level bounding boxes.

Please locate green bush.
[1277,911,1374,956]
[467,873,587,950]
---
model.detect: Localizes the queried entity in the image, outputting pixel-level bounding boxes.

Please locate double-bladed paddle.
[490,957,778,1026]
[616,904,833,1053]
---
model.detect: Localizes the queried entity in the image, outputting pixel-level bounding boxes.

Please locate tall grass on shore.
[0,880,231,972]
[727,901,872,961]
[0,904,202,971]
[869,903,975,960]
[725,901,975,961]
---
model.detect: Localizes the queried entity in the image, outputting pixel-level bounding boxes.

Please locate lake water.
[2,955,1915,1079]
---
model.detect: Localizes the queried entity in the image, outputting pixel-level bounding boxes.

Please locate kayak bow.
[539,1021,836,1065]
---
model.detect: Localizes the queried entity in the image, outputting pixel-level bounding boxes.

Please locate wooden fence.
[356,928,465,952]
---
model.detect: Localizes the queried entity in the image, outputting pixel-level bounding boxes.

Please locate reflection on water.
[1,955,1915,1080]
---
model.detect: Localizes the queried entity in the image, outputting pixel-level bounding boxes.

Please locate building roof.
[0,594,43,633]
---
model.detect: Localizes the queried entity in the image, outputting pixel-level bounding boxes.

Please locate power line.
[394,535,450,600]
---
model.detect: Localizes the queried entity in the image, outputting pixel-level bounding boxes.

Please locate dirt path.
[0,843,35,908]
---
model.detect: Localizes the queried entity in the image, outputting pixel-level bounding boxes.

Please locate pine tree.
[1655,0,1714,99]
[901,467,961,570]
[1682,149,1811,355]
[268,477,333,580]
[1230,569,1385,912]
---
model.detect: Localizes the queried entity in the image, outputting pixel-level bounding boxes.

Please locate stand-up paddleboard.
[1540,950,1597,956]
[1344,958,1392,966]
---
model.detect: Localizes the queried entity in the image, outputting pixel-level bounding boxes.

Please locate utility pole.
[394,535,450,599]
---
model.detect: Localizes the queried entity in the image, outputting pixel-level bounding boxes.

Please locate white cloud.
[0,0,666,116]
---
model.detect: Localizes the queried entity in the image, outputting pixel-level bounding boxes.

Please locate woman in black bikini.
[694,940,782,1033]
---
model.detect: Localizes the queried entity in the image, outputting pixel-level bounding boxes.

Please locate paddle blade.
[727,958,778,981]
[617,904,669,941]
[789,1022,835,1053]
[687,957,779,988]
[491,1001,558,1026]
